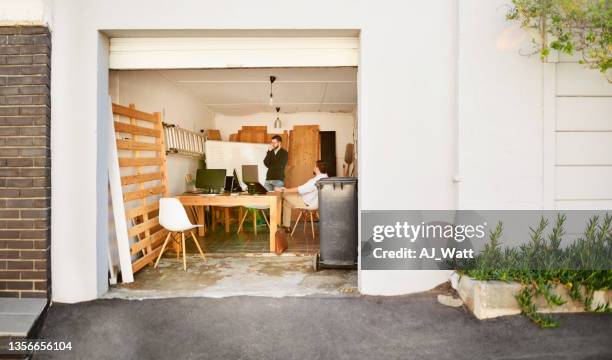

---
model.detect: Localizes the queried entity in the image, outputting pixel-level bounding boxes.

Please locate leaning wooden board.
[285,125,320,188]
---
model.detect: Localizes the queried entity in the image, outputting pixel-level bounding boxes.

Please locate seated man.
[276,160,329,229]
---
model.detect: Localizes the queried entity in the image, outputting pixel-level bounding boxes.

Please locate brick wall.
[0,26,51,299]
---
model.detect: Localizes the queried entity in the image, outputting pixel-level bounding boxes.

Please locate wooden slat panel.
[121,172,164,186]
[116,139,162,151]
[125,202,159,220]
[130,228,168,255]
[128,216,160,237]
[124,185,166,202]
[114,121,161,138]
[112,103,157,122]
[132,247,163,273]
[119,157,163,167]
[112,103,169,277]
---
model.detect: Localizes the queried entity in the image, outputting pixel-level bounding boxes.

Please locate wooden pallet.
[112,103,170,274]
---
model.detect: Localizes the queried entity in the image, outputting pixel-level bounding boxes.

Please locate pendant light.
[274,107,282,129]
[268,75,276,106]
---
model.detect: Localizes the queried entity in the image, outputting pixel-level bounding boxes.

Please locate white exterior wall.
[457,0,544,210]
[214,112,355,176]
[2,0,609,302]
[553,61,612,210]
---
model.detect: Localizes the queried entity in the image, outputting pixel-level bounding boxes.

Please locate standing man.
[263,134,288,191]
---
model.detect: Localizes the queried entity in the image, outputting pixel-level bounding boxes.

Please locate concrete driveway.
[32,289,612,360]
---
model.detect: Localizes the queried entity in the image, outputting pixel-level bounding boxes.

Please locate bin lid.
[316,177,357,188]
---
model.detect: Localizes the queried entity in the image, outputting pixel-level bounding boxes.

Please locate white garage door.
[108,35,359,70]
[554,62,612,210]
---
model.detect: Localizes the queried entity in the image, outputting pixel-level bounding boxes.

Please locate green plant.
[458,213,612,328]
[506,0,611,80]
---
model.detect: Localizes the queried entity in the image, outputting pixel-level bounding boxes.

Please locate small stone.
[437,294,463,307]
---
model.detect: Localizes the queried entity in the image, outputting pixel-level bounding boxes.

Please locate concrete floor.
[36,290,612,360]
[107,255,357,299]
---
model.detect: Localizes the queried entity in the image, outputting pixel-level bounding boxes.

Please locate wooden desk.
[176,192,282,252]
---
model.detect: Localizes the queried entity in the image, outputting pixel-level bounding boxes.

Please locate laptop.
[241,165,267,195]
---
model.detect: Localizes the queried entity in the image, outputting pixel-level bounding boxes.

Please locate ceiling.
[157,67,357,116]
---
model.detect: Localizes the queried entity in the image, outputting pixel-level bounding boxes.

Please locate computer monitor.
[241,165,259,183]
[196,169,226,193]
[224,169,241,193]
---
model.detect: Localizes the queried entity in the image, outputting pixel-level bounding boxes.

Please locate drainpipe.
[451,0,462,210]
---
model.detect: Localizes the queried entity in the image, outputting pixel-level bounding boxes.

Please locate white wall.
[109,70,215,195]
[553,59,612,210]
[4,0,606,302]
[457,0,544,210]
[0,0,51,26]
[214,112,355,175]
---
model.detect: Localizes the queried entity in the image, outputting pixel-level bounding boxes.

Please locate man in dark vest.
[263,135,288,191]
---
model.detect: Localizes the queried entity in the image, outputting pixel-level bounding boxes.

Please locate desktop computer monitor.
[224,169,241,193]
[196,169,226,193]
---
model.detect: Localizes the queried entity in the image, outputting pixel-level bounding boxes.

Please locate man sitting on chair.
[276,160,328,229]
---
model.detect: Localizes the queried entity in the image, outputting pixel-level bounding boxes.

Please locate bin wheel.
[312,253,319,272]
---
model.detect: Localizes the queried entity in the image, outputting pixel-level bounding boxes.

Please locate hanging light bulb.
[269,75,276,106]
[274,107,282,129]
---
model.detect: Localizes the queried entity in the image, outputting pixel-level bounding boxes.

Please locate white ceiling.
[157,67,357,116]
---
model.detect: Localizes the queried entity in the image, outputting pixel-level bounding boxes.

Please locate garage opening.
[105,62,359,297]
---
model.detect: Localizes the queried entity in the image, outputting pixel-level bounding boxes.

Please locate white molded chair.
[237,204,270,235]
[291,205,318,238]
[155,197,206,271]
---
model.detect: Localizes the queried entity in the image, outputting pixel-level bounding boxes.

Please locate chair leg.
[224,208,230,233]
[181,232,187,271]
[154,232,173,268]
[310,211,315,238]
[237,208,249,233]
[253,210,257,235]
[190,231,206,260]
[291,211,303,236]
[260,210,270,228]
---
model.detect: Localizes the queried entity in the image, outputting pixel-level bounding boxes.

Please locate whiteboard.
[205,140,269,185]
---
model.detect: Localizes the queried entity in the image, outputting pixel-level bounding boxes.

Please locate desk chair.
[291,206,318,238]
[237,205,270,235]
[156,198,206,271]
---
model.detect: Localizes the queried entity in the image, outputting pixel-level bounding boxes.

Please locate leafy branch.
[506,0,611,81]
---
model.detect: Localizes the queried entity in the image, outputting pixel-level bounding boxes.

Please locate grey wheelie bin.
[313,177,358,270]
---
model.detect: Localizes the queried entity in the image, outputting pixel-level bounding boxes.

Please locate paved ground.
[107,256,357,299]
[35,291,612,360]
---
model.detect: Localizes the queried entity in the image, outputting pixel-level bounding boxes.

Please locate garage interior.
[106,66,359,297]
